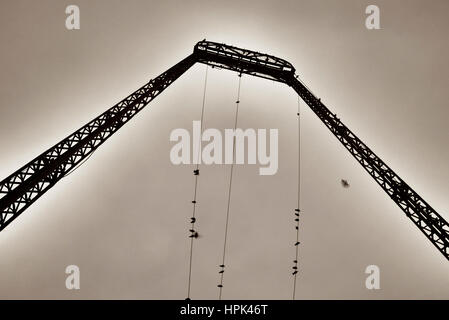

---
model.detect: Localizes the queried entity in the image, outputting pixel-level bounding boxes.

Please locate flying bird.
[341,179,350,188]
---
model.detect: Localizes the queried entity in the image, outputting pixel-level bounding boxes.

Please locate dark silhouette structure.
[341,179,350,188]
[0,40,448,261]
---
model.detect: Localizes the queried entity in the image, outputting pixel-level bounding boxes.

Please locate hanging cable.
[217,73,242,300]
[186,65,209,300]
[292,95,301,300]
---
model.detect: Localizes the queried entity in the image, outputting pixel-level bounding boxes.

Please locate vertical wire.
[292,95,301,300]
[218,74,242,300]
[186,65,208,299]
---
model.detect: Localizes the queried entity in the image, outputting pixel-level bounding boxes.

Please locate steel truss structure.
[0,40,448,261]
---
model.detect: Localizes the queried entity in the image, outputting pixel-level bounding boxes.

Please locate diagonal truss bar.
[0,54,196,231]
[288,78,449,261]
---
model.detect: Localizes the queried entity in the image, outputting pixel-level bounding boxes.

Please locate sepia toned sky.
[0,0,448,299]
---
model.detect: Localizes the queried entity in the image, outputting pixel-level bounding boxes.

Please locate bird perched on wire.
[341,179,350,188]
[189,231,200,239]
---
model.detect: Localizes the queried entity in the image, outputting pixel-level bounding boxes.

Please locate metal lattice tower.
[0,40,448,261]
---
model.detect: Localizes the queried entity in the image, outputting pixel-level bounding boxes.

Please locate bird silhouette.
[189,232,199,239]
[341,179,350,188]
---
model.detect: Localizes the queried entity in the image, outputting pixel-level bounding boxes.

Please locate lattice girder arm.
[0,54,196,231]
[288,77,449,260]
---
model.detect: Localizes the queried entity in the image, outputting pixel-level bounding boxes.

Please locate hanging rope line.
[292,95,301,300]
[217,73,242,300]
[186,65,209,300]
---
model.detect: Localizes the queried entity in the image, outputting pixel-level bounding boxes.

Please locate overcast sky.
[0,0,448,299]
